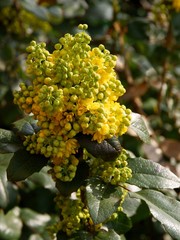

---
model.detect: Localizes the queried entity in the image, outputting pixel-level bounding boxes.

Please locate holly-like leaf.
[130,190,180,240]
[95,229,124,240]
[127,157,180,189]
[76,133,121,161]
[129,112,150,143]
[12,116,40,136]
[105,211,132,234]
[0,207,22,240]
[86,178,123,224]
[7,149,48,182]
[0,129,22,153]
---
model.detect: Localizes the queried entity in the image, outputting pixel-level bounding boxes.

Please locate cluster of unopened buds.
[14,24,132,235]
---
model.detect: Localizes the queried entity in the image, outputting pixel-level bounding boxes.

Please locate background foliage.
[0,0,180,239]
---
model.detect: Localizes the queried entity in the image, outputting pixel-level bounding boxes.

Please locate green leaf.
[0,153,13,208]
[0,0,12,7]
[7,149,48,182]
[48,6,63,23]
[20,208,51,233]
[29,166,55,189]
[29,234,44,240]
[130,189,180,240]
[86,178,123,224]
[20,0,49,20]
[56,162,89,196]
[0,207,22,240]
[12,116,40,136]
[105,211,132,234]
[129,112,150,143]
[70,231,93,240]
[95,229,124,240]
[0,129,22,153]
[76,133,121,161]
[127,157,180,189]
[127,18,149,40]
[122,195,150,223]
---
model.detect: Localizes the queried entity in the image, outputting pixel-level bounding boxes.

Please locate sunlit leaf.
[127,157,180,189]
[20,0,49,20]
[130,190,180,239]
[0,207,22,240]
[129,112,150,143]
[20,208,51,233]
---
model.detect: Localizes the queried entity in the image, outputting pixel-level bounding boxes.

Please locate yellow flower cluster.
[88,148,132,185]
[172,0,180,11]
[14,24,131,182]
[54,189,91,236]
[0,6,51,36]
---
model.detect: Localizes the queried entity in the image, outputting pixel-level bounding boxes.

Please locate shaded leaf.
[122,195,150,223]
[86,178,123,224]
[76,133,121,161]
[127,157,180,189]
[12,116,40,136]
[70,231,93,240]
[7,149,48,182]
[105,211,132,234]
[95,229,123,240]
[0,207,22,240]
[0,129,22,153]
[130,190,180,239]
[56,162,89,196]
[127,18,149,40]
[129,112,150,143]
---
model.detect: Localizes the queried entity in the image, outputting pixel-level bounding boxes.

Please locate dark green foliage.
[0,0,180,239]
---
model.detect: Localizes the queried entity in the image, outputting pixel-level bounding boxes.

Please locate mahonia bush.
[14,24,132,236]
